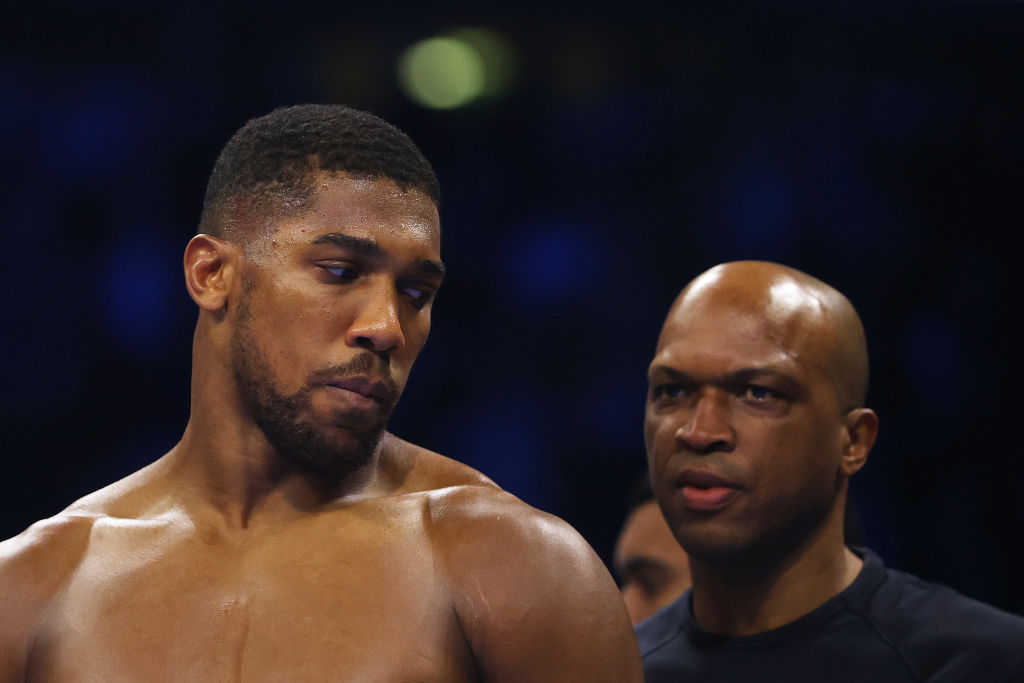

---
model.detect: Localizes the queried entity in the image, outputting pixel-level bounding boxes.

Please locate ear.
[839,408,878,477]
[183,234,238,312]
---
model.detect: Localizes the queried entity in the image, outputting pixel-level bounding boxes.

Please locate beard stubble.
[229,318,398,477]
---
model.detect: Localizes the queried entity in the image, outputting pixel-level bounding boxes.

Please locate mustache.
[306,352,400,405]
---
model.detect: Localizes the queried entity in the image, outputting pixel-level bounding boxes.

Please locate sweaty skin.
[0,173,642,682]
[645,261,878,636]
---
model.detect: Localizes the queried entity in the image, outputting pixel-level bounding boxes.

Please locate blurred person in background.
[0,105,642,682]
[639,260,1024,682]
[614,472,691,624]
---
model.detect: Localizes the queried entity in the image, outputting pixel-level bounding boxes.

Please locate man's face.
[614,500,691,625]
[229,173,443,475]
[644,294,847,563]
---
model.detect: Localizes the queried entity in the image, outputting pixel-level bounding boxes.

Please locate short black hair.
[626,471,656,514]
[198,104,440,242]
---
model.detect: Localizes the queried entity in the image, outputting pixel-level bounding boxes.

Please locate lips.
[674,469,743,512]
[323,376,395,407]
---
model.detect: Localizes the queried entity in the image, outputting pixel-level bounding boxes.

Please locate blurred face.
[614,500,691,624]
[230,173,443,475]
[644,293,848,564]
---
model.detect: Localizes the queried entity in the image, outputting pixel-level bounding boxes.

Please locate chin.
[674,537,740,564]
[265,418,386,477]
[670,523,760,564]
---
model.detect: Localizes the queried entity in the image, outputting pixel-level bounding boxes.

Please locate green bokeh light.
[449,28,517,98]
[397,37,486,110]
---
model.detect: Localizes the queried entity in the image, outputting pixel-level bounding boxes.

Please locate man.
[638,261,1024,681]
[0,105,643,681]
[614,473,691,624]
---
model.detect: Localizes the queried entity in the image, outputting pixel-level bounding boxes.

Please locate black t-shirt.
[638,548,1024,682]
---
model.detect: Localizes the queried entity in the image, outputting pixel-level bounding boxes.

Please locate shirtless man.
[638,261,1024,681]
[0,105,643,681]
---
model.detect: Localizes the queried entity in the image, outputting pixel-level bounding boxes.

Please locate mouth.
[324,376,394,405]
[674,469,743,512]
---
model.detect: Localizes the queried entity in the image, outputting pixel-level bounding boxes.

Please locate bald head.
[664,261,869,410]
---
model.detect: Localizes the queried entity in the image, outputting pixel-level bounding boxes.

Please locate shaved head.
[664,261,869,411]
[646,259,880,615]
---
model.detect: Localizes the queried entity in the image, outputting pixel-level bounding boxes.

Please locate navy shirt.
[638,548,1024,682]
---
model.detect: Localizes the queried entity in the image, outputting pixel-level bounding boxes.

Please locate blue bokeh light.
[501,220,606,307]
[40,71,154,181]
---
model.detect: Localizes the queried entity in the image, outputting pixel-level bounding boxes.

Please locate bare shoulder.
[378,435,641,679]
[0,462,166,643]
[0,469,148,597]
[380,432,500,493]
[0,467,148,620]
[384,434,603,575]
[0,512,98,678]
[425,481,586,559]
[422,475,643,682]
[0,512,98,583]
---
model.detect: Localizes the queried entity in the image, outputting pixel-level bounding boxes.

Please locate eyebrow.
[311,231,447,279]
[311,232,383,257]
[647,365,803,393]
[617,555,673,580]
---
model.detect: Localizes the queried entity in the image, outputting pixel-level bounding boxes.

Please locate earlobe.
[183,234,237,312]
[840,408,879,477]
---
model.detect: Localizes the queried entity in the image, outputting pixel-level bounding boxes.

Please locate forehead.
[652,288,836,380]
[621,502,671,545]
[271,172,440,253]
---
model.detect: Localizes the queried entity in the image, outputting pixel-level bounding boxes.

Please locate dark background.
[3,3,1023,615]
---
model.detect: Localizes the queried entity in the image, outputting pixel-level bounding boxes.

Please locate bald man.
[638,261,1024,682]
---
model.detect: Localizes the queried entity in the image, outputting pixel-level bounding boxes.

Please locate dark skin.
[645,261,878,636]
[0,172,643,681]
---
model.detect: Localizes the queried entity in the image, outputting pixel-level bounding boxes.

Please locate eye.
[651,384,687,401]
[637,574,665,599]
[741,385,783,402]
[624,564,669,599]
[321,263,358,281]
[400,285,436,309]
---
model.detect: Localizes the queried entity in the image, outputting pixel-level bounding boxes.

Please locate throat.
[165,432,382,532]
[689,546,863,636]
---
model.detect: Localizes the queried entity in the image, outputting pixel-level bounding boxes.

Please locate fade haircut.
[198,104,440,244]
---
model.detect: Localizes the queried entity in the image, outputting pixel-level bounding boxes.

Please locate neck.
[162,420,383,530]
[688,505,861,636]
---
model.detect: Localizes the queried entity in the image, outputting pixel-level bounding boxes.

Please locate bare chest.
[28,514,474,682]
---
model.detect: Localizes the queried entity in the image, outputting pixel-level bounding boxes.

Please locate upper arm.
[0,516,93,680]
[431,490,643,683]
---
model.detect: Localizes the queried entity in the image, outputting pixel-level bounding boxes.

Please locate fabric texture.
[638,548,1024,682]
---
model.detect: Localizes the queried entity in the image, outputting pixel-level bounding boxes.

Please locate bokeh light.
[397,37,485,109]
[397,28,517,109]
[449,27,517,97]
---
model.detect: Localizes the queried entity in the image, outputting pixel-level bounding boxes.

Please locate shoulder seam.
[841,595,924,682]
[638,603,689,658]
[640,625,685,659]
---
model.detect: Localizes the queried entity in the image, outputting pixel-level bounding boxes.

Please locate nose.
[675,395,735,455]
[345,280,405,355]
